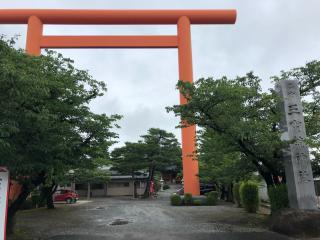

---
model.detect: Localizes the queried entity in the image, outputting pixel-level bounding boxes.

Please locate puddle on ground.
[109,218,131,226]
[95,206,105,210]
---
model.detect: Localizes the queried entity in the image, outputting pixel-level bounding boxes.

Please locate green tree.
[198,129,255,184]
[167,61,320,187]
[111,142,147,197]
[0,38,120,232]
[141,128,181,196]
[111,128,181,197]
[198,129,256,201]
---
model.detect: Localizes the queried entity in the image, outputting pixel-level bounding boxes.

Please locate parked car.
[175,183,216,196]
[176,187,184,195]
[200,183,216,195]
[54,189,79,204]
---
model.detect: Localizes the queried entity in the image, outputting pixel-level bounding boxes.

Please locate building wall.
[75,180,147,197]
[107,181,132,196]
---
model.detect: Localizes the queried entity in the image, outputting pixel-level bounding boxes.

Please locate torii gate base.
[0,9,236,195]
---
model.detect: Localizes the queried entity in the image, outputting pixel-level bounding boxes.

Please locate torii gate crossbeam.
[0,9,237,195]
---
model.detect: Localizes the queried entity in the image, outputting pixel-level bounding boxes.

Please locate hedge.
[170,194,182,206]
[206,191,218,206]
[193,199,202,206]
[184,193,193,206]
[240,181,259,213]
[268,184,289,213]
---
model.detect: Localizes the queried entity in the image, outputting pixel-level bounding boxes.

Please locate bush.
[268,184,289,213]
[184,193,193,205]
[233,182,242,207]
[163,184,170,190]
[170,194,182,206]
[240,181,259,213]
[193,199,202,206]
[206,191,218,206]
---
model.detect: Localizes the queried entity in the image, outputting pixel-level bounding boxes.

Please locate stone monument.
[276,80,317,209]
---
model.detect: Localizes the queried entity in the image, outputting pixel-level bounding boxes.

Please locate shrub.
[268,184,289,213]
[240,181,259,213]
[163,184,170,190]
[184,193,193,205]
[193,199,202,206]
[206,191,218,206]
[233,182,242,207]
[170,194,182,206]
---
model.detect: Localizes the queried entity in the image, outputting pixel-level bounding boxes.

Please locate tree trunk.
[131,172,137,198]
[143,166,155,198]
[7,184,30,234]
[259,170,276,187]
[46,191,54,209]
[87,182,91,200]
[48,185,57,209]
[220,185,227,200]
[226,183,233,202]
[7,172,46,234]
[42,184,57,209]
[134,181,137,198]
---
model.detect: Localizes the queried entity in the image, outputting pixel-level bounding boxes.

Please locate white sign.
[0,168,9,240]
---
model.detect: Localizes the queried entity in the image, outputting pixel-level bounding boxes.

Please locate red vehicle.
[54,189,79,204]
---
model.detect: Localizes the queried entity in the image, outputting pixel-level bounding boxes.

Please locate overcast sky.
[1,0,319,147]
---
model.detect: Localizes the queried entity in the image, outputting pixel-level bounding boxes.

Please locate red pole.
[26,16,42,55]
[177,16,200,195]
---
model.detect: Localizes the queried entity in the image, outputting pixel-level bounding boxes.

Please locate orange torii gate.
[0,9,236,195]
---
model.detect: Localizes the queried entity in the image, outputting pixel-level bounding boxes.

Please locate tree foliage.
[167,61,320,186]
[0,38,120,229]
[111,128,181,197]
[72,168,110,184]
[198,129,256,185]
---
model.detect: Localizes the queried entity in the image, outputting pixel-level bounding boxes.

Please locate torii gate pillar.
[177,16,199,194]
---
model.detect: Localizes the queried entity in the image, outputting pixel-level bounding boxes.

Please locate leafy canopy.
[111,128,181,174]
[167,61,320,185]
[0,38,120,189]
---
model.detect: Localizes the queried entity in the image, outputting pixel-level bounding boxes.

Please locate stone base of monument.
[270,208,320,238]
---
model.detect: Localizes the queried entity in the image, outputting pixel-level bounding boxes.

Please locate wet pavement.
[15,187,290,240]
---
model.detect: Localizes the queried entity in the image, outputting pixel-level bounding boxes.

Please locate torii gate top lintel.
[0,9,236,24]
[0,9,236,196]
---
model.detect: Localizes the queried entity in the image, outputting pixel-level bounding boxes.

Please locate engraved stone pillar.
[276,80,317,209]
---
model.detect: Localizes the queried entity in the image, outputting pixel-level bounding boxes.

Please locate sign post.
[0,167,9,240]
[276,80,317,209]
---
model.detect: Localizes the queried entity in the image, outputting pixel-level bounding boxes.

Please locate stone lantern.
[160,177,164,191]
